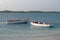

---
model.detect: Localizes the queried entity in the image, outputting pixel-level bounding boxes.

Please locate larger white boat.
[31,22,51,27]
[6,19,29,24]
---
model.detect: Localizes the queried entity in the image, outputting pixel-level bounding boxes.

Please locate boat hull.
[6,19,29,24]
[6,21,28,24]
[31,22,50,27]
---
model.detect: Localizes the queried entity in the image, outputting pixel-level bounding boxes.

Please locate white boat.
[6,19,29,24]
[31,22,51,27]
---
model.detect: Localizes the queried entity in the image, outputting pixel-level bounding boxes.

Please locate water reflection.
[30,25,49,31]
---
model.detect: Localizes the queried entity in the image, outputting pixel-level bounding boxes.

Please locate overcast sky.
[0,0,60,11]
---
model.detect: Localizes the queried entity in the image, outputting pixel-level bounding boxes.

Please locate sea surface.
[0,13,60,40]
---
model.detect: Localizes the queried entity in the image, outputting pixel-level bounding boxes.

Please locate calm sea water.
[0,13,60,40]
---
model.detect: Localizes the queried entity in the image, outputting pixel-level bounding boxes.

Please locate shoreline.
[0,10,60,13]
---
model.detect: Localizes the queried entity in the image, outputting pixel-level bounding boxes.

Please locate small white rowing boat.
[31,22,50,27]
